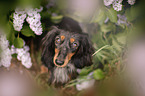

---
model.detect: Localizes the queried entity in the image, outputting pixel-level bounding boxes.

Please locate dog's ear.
[72,34,94,69]
[41,26,60,69]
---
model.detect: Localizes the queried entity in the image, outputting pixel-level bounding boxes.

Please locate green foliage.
[79,68,89,76]
[51,15,63,23]
[76,1,141,87]
[91,7,118,24]
[93,69,105,80]
[101,23,116,33]
[21,25,35,37]
[17,0,41,8]
[91,8,107,24]
[0,0,143,95]
[14,37,24,48]
[79,67,92,76]
[125,6,139,22]
[0,0,65,49]
[105,8,117,23]
[5,22,16,45]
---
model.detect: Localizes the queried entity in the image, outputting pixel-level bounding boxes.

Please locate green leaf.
[93,69,105,80]
[101,23,116,33]
[112,32,126,51]
[106,8,117,23]
[5,21,15,45]
[125,6,139,22]
[91,8,107,25]
[10,13,14,21]
[79,69,89,76]
[14,37,24,48]
[21,25,35,37]
[12,54,17,58]
[18,0,41,8]
[51,15,63,23]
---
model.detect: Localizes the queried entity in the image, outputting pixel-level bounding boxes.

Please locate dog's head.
[41,26,94,69]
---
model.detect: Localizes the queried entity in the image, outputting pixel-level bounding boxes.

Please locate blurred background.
[0,0,145,96]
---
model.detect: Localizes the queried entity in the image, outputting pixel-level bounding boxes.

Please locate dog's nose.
[55,59,64,65]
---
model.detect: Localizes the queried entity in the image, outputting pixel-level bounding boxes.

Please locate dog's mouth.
[53,49,75,67]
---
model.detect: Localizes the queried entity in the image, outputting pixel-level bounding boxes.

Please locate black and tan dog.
[41,17,94,86]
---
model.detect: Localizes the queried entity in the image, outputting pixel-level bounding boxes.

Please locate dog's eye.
[55,37,61,44]
[72,42,77,47]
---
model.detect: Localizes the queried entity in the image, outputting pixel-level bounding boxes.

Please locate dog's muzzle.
[53,48,75,67]
[55,59,64,66]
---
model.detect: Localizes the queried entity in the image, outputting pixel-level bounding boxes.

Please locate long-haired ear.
[72,34,94,69]
[41,26,60,69]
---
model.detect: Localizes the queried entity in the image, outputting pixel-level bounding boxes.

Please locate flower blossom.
[104,0,114,6]
[128,0,135,5]
[13,7,43,35]
[104,0,123,11]
[0,32,12,68]
[112,0,123,11]
[13,8,26,31]
[104,0,136,11]
[76,72,95,91]
[0,49,12,68]
[26,7,43,35]
[11,45,32,69]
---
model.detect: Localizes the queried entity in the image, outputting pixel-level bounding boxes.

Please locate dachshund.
[41,17,94,86]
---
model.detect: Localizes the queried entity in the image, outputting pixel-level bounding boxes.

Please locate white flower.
[104,0,123,11]
[128,0,135,5]
[76,72,95,91]
[0,49,12,68]
[26,7,43,35]
[104,0,135,12]
[0,34,9,50]
[16,48,25,57]
[11,45,32,69]
[21,52,32,69]
[113,2,122,11]
[76,79,95,91]
[13,6,43,35]
[11,45,16,54]
[104,0,114,6]
[13,8,26,31]
[23,45,29,52]
[0,32,12,68]
[15,8,25,14]
[104,0,123,6]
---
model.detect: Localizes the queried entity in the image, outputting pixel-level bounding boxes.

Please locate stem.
[92,45,110,56]
[18,33,19,38]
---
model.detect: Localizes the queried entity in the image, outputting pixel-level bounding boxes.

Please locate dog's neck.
[53,62,76,84]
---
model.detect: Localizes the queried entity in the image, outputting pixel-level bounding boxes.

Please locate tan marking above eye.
[61,35,65,41]
[70,38,75,43]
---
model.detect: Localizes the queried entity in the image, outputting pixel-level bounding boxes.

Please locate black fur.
[41,26,60,69]
[72,34,94,68]
[41,17,94,86]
